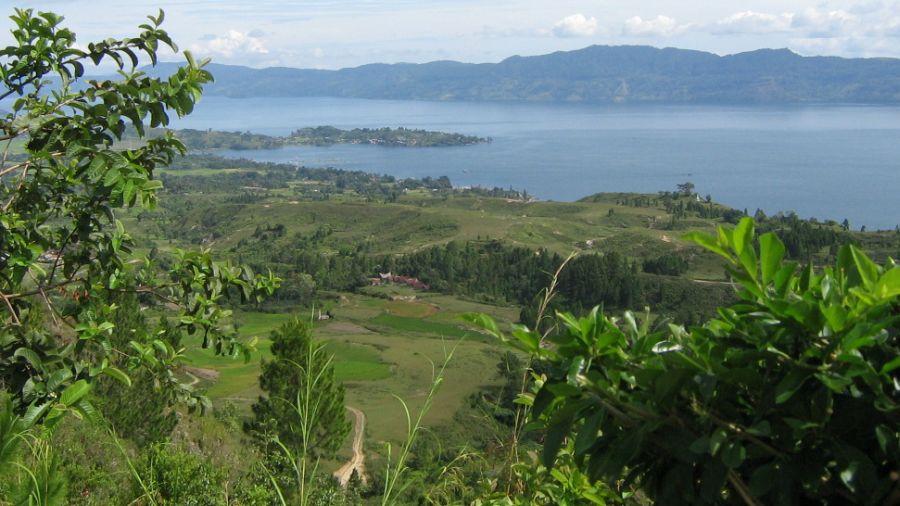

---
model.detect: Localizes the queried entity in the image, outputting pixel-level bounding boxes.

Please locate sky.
[6,1,900,69]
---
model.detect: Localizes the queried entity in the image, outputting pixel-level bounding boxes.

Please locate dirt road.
[333,406,366,487]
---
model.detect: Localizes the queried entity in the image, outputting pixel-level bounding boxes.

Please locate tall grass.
[267,344,336,506]
[503,252,575,494]
[380,341,458,506]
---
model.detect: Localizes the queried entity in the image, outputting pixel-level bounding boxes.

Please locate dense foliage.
[91,295,181,447]
[0,8,277,424]
[469,218,900,504]
[0,9,280,503]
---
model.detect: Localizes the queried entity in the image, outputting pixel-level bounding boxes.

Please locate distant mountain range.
[150,45,900,104]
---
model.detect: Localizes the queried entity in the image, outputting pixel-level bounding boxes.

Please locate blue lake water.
[171,96,900,230]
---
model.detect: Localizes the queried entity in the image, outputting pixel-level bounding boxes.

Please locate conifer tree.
[247,318,350,459]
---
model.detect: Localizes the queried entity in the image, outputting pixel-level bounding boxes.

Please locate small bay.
[172,96,900,230]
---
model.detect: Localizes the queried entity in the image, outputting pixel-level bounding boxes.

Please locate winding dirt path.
[182,366,219,387]
[334,406,367,487]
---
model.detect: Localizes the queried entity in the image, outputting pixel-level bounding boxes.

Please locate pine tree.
[246,318,350,459]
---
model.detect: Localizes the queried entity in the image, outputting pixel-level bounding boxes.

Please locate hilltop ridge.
[148,45,900,104]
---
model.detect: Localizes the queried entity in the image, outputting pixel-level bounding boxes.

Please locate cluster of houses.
[369,272,430,290]
[345,137,419,146]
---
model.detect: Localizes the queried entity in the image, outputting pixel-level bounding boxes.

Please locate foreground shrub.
[138,444,227,506]
[470,218,899,505]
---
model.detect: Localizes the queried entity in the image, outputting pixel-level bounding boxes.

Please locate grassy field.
[128,184,726,266]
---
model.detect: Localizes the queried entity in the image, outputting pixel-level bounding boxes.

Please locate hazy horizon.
[151,44,895,73]
[7,1,900,70]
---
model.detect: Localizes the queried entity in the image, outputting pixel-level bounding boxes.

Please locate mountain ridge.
[148,44,900,104]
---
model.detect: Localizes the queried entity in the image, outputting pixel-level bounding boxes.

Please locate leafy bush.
[470,218,899,505]
[139,444,227,506]
[0,7,278,427]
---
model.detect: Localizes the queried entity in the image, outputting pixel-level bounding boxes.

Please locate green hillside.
[125,154,899,452]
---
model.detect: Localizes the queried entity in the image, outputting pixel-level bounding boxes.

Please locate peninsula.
[171,126,490,151]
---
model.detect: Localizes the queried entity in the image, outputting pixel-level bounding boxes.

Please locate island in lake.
[170,126,491,150]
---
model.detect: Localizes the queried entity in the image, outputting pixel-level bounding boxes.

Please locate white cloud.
[702,6,897,57]
[552,13,598,38]
[713,11,793,35]
[622,15,684,37]
[791,8,858,38]
[190,30,269,59]
[787,5,900,57]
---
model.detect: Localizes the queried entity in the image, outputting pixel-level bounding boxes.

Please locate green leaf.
[460,313,502,340]
[815,372,852,393]
[21,402,51,427]
[513,393,534,406]
[581,492,607,505]
[874,425,892,454]
[575,412,603,458]
[683,231,730,260]
[774,261,798,295]
[531,387,556,418]
[821,304,847,333]
[835,444,877,495]
[59,379,91,407]
[689,436,710,455]
[759,232,785,285]
[849,245,879,289]
[874,267,900,300]
[103,167,121,187]
[732,217,754,256]
[566,356,586,384]
[143,179,164,191]
[184,49,196,69]
[746,421,772,437]
[722,441,746,468]
[13,347,42,369]
[556,311,583,335]
[748,463,778,497]
[709,428,727,455]
[101,367,132,386]
[542,416,572,469]
[73,398,102,424]
[881,356,900,375]
[511,327,541,353]
[46,369,72,391]
[775,368,808,404]
[122,180,135,206]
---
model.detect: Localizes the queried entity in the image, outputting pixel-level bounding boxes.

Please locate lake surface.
[172,96,900,230]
